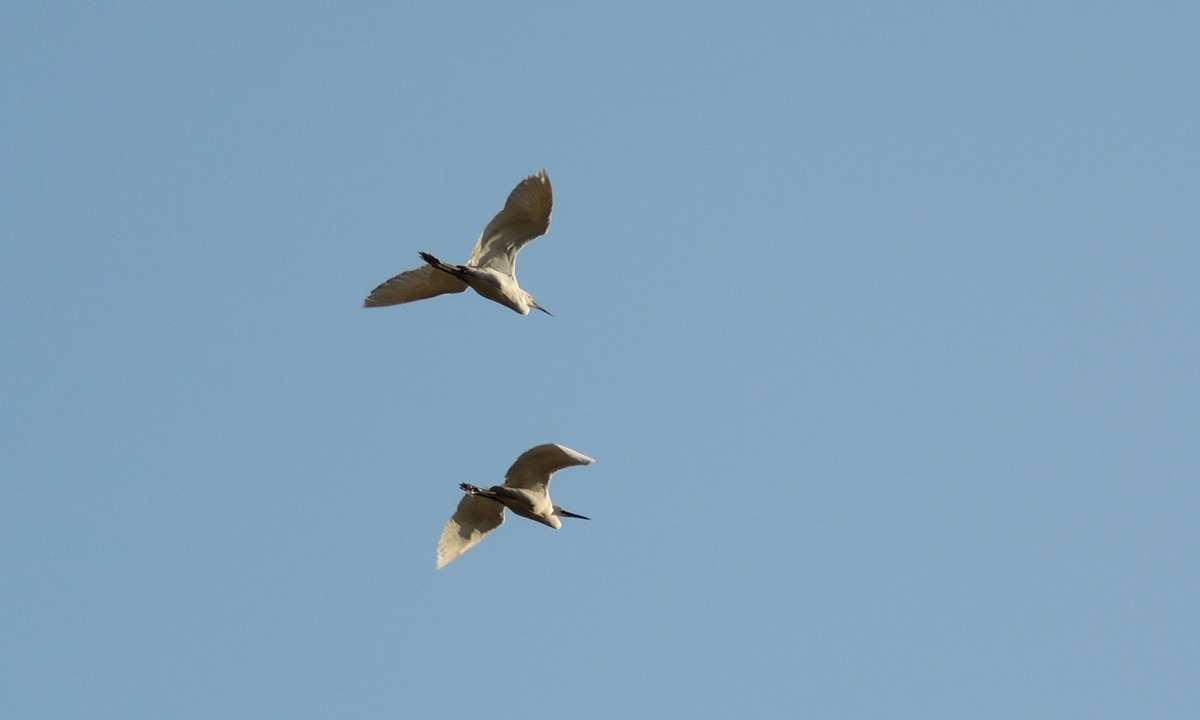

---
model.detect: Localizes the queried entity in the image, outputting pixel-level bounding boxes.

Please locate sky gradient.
[2,2,1198,718]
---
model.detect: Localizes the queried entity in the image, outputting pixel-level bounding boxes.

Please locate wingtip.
[551,444,595,465]
[436,545,456,569]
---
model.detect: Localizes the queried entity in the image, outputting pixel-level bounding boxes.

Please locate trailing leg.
[420,252,469,282]
[460,483,503,503]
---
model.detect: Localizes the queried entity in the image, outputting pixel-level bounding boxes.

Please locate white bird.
[437,443,594,569]
[363,170,555,315]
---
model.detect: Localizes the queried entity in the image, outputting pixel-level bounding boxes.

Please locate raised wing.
[467,170,553,277]
[503,443,595,492]
[437,494,505,569]
[363,263,468,307]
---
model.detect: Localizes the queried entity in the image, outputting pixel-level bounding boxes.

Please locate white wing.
[436,494,505,569]
[363,264,468,307]
[467,170,553,277]
[503,443,595,492]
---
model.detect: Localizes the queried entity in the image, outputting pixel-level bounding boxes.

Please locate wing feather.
[436,494,506,568]
[503,443,595,492]
[363,264,468,308]
[467,170,553,277]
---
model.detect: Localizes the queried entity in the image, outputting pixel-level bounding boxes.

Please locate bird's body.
[436,443,594,569]
[364,170,554,315]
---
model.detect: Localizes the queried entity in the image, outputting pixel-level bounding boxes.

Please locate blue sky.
[2,2,1197,718]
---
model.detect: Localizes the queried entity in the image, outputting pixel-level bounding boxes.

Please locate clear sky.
[2,2,1197,718]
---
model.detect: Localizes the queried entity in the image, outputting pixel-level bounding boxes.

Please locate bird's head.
[524,291,552,316]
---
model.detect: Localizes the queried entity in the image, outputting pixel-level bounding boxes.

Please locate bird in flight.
[363,170,555,315]
[437,443,594,569]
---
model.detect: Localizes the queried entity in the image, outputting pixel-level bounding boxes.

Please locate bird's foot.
[460,483,504,505]
[421,252,468,281]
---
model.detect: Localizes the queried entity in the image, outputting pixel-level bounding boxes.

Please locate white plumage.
[437,443,594,569]
[364,170,555,315]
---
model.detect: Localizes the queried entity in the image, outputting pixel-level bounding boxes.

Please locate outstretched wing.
[467,170,553,277]
[436,494,505,569]
[363,264,468,308]
[503,443,595,492]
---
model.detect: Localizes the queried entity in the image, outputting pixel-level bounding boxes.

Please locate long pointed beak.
[531,301,552,316]
[557,509,589,520]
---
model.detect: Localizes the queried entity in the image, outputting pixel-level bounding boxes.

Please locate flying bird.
[363,170,555,315]
[437,443,594,569]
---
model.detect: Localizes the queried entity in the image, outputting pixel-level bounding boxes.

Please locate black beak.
[558,509,590,520]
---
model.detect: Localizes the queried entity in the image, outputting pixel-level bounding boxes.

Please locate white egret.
[437,443,594,569]
[363,170,554,315]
